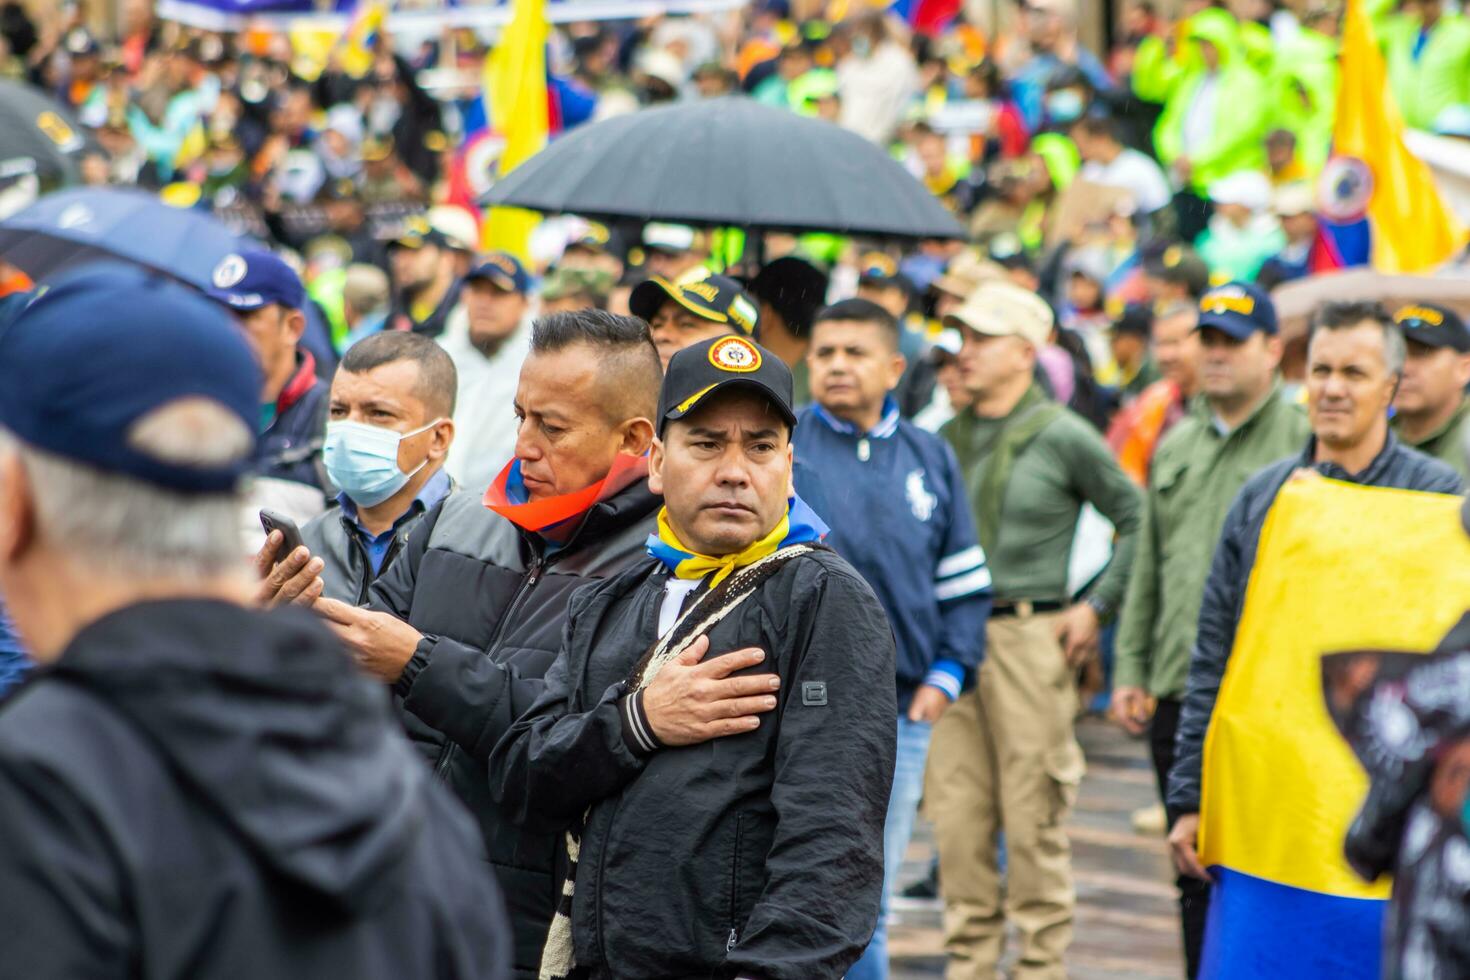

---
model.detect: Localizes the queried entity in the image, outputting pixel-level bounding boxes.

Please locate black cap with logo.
[657,335,796,436]
[1393,303,1470,352]
[630,270,759,335]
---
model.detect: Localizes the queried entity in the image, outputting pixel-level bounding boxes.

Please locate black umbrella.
[483,97,964,242]
[0,79,94,185]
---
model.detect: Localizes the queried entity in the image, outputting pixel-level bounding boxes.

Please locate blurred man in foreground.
[0,264,508,978]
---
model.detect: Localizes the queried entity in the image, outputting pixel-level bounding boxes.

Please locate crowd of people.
[0,0,1469,977]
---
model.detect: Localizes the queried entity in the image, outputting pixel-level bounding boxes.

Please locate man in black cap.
[489,334,897,979]
[1391,302,1470,478]
[387,214,460,338]
[747,254,831,408]
[207,248,331,495]
[630,267,761,370]
[0,263,509,978]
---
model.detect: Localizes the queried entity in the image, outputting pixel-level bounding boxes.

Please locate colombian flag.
[1197,479,1470,978]
[481,0,550,261]
[1333,0,1466,272]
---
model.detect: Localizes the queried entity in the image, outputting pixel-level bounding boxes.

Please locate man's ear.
[647,437,666,496]
[785,440,795,497]
[283,308,308,344]
[887,349,908,391]
[0,451,36,566]
[428,418,455,460]
[620,416,655,457]
[1265,335,1286,370]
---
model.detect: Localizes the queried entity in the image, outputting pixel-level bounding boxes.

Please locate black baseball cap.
[630,270,759,335]
[1144,243,1211,298]
[1393,303,1470,352]
[657,335,796,436]
[1197,281,1278,340]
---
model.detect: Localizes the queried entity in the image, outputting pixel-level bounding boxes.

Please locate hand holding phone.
[259,509,304,565]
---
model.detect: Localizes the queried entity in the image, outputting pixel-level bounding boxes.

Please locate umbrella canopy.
[483,97,965,241]
[1272,269,1470,341]
[0,79,95,185]
[0,187,244,291]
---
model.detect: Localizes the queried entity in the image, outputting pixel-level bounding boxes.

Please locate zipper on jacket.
[431,554,548,780]
[726,928,738,953]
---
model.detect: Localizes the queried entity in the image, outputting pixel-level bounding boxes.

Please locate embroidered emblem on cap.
[1201,285,1254,316]
[1395,305,1445,327]
[709,336,761,373]
[212,254,247,289]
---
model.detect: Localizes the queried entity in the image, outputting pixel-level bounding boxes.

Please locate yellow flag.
[1199,479,1470,899]
[1333,0,1467,272]
[482,0,549,261]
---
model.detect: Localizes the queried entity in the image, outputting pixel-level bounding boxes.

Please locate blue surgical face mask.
[324,418,441,507]
[1045,88,1086,124]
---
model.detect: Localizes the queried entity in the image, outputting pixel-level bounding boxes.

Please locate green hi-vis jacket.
[1132,9,1270,195]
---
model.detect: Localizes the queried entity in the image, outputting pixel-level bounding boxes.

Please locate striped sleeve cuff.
[619,687,664,756]
[935,545,992,602]
[923,660,965,701]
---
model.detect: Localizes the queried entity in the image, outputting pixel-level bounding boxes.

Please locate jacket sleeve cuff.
[618,686,664,756]
[391,638,435,698]
[923,660,966,702]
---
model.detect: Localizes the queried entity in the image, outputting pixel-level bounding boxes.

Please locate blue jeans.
[848,716,932,980]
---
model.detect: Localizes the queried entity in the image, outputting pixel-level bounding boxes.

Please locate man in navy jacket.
[793,298,992,980]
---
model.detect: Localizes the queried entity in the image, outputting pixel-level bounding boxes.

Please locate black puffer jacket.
[371,480,660,976]
[488,548,897,980]
[0,599,508,980]
[1167,434,1463,813]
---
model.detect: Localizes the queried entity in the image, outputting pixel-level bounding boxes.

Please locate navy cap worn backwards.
[206,249,305,312]
[1197,281,1277,340]
[465,251,532,294]
[1393,303,1470,352]
[0,263,261,493]
[657,335,796,437]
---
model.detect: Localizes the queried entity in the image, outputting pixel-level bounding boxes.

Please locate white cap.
[945,282,1055,348]
[427,205,481,253]
[644,221,698,253]
[1273,181,1317,217]
[1208,170,1273,211]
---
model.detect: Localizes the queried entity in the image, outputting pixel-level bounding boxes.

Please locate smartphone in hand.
[258,509,304,565]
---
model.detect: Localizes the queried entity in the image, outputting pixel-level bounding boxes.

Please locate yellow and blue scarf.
[645,494,828,588]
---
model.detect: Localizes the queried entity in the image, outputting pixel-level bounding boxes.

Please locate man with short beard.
[387,215,460,338]
[439,253,534,493]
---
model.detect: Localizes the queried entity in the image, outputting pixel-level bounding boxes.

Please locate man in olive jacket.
[1113,282,1308,977]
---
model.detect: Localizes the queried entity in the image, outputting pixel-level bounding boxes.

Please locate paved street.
[890,717,1185,980]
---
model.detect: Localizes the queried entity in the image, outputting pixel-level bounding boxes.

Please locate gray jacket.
[302,495,439,605]
[1166,433,1463,813]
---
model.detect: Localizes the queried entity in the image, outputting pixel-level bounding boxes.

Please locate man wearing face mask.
[256,311,698,978]
[300,333,458,605]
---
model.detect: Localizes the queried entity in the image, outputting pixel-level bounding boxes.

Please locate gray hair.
[1309,300,1407,377]
[0,400,251,579]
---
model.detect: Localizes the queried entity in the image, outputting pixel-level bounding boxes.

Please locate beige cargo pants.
[924,608,1086,980]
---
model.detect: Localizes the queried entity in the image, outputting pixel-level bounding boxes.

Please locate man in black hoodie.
[0,264,509,979]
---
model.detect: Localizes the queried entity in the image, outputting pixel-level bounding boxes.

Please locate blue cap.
[1197,281,1277,340]
[206,249,306,312]
[464,251,531,294]
[0,263,262,493]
